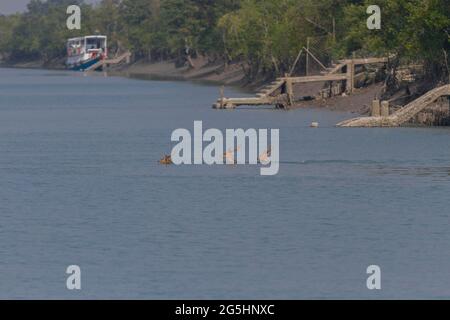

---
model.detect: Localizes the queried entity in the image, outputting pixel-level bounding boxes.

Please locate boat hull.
[67,57,102,71]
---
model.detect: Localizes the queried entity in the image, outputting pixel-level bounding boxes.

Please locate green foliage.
[218,0,343,77]
[339,0,450,79]
[0,14,21,58]
[0,0,448,80]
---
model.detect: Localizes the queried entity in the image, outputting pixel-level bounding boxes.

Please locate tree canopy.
[0,0,448,81]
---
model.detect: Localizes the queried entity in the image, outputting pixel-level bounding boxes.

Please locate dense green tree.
[0,0,447,81]
[339,0,450,81]
[0,14,20,60]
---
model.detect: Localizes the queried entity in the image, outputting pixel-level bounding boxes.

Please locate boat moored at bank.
[66,35,107,71]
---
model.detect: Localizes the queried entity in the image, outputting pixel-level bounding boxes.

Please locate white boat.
[66,35,107,71]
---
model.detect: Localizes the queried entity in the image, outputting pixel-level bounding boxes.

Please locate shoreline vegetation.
[0,0,449,114]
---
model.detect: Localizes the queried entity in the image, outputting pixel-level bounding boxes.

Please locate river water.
[0,67,449,299]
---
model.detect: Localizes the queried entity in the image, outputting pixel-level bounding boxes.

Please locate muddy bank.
[110,56,248,87]
[293,83,385,115]
[113,58,385,114]
[1,55,384,115]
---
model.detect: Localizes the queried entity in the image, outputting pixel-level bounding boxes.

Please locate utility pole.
[306,37,310,76]
[332,18,336,43]
[444,49,450,84]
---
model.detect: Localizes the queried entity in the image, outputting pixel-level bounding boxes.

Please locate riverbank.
[111,57,385,114]
[1,56,383,115]
[0,57,66,70]
[0,56,252,90]
[111,56,248,86]
[294,83,385,115]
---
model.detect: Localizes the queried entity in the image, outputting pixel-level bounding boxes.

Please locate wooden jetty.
[85,51,132,72]
[337,84,450,127]
[213,57,389,109]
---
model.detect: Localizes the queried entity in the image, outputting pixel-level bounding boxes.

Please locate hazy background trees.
[0,0,448,81]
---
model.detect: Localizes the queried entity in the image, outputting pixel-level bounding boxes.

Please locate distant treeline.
[0,0,449,80]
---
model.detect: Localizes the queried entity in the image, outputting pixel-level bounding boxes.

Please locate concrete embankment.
[337,84,450,127]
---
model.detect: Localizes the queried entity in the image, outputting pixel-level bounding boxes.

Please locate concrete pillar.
[371,99,381,117]
[381,101,390,117]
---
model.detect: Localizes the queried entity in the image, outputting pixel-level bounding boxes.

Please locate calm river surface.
[0,67,449,299]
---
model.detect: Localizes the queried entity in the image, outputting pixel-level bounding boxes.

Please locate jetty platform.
[85,52,132,72]
[213,57,389,109]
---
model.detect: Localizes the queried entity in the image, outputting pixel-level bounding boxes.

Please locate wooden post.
[220,86,225,108]
[304,46,327,71]
[352,53,356,93]
[346,61,351,94]
[332,18,336,42]
[346,60,355,94]
[289,48,303,76]
[306,37,310,76]
[286,78,294,108]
